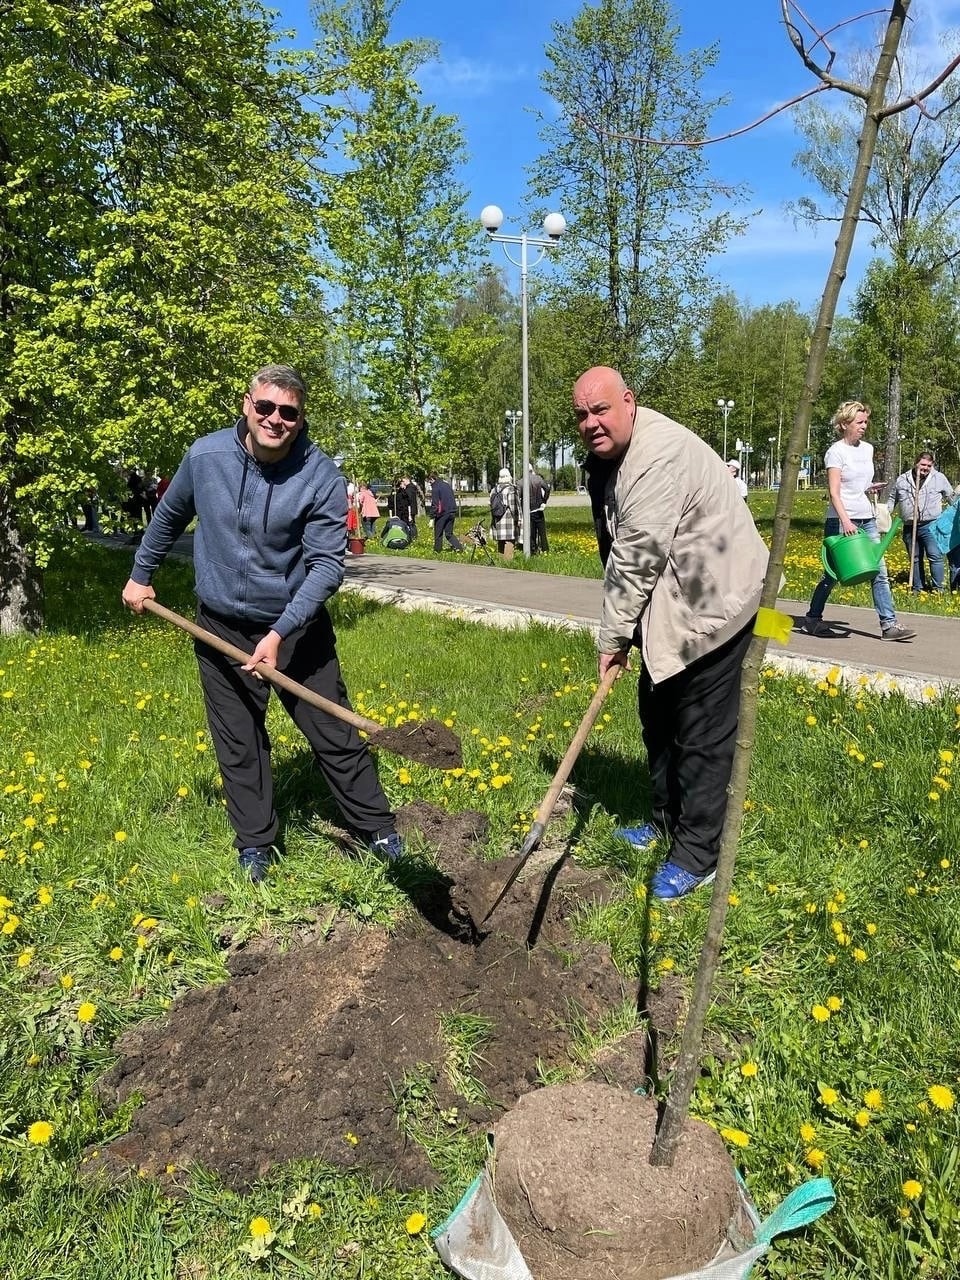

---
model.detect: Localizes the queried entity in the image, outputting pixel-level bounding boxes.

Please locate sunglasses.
[249,396,300,424]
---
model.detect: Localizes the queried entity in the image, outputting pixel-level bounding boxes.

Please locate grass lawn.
[0,539,957,1277]
[391,489,960,621]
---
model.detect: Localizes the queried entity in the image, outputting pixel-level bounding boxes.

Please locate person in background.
[401,475,420,533]
[576,365,767,901]
[528,465,550,553]
[121,364,402,882]
[489,467,521,559]
[803,400,915,641]
[726,459,748,500]
[427,472,463,553]
[358,482,380,537]
[887,450,954,592]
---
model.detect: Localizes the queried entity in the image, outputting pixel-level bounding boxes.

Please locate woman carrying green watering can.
[802,401,916,641]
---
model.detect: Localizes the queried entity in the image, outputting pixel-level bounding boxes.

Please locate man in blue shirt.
[121,365,402,881]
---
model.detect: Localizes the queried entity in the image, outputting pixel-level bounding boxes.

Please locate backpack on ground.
[380,517,413,549]
[490,486,508,523]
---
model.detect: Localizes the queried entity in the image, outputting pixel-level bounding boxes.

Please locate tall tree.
[312,0,477,477]
[1,0,325,632]
[529,0,745,390]
[793,34,960,482]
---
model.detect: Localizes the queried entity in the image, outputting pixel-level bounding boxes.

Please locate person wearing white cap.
[727,459,748,500]
[489,467,521,559]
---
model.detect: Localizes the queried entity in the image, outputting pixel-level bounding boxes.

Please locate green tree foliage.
[311,0,477,480]
[668,293,812,459]
[1,0,326,630]
[529,0,745,390]
[793,39,960,482]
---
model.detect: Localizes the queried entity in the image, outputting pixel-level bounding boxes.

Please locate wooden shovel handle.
[141,599,381,736]
[533,662,621,831]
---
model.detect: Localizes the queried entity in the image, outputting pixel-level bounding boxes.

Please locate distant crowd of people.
[340,468,553,558]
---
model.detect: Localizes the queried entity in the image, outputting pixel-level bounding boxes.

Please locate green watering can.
[820,517,902,585]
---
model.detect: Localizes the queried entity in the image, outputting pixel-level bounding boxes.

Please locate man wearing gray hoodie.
[122,365,401,881]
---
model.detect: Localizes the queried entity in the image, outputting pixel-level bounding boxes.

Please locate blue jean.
[808,517,896,629]
[902,523,944,591]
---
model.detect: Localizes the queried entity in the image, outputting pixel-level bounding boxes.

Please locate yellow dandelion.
[852,947,868,962]
[27,1120,54,1145]
[819,1085,839,1106]
[76,1001,97,1024]
[811,1004,831,1023]
[805,1148,826,1170]
[249,1216,272,1238]
[109,946,123,961]
[307,1202,323,1218]
[114,831,127,842]
[902,1180,923,1201]
[805,715,817,726]
[344,1131,359,1146]
[865,922,877,936]
[60,973,74,990]
[863,1089,883,1111]
[854,1110,871,1129]
[177,786,189,798]
[397,768,412,785]
[928,1084,955,1111]
[405,1211,427,1235]
[826,995,843,1012]
[740,1062,758,1078]
[800,1122,816,1143]
[16,948,34,968]
[727,891,740,906]
[939,750,954,765]
[720,1127,750,1148]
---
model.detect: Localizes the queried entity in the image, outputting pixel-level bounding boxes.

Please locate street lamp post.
[716,398,735,461]
[481,205,566,556]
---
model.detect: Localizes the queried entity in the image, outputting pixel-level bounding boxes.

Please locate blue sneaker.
[369,832,403,862]
[651,860,716,901]
[615,823,659,849]
[238,846,272,883]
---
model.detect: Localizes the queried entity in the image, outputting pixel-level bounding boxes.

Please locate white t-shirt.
[824,439,875,519]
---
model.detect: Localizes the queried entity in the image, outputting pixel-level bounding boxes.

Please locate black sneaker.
[238,846,272,883]
[369,832,403,862]
[800,615,833,637]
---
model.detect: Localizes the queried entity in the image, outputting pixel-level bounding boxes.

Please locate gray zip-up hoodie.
[130,420,347,637]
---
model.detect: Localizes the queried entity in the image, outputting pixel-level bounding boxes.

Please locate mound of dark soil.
[493,1084,743,1279]
[89,805,634,1190]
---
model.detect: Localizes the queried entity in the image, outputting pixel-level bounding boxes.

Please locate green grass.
[0,539,958,1276]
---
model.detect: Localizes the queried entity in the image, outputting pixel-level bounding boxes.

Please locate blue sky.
[277,0,960,312]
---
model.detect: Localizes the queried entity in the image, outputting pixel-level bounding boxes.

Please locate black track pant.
[194,604,395,850]
[637,620,753,877]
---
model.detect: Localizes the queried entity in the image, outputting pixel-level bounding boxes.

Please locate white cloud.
[416,57,531,97]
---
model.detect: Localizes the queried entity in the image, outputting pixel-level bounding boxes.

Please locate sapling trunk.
[651,0,911,1166]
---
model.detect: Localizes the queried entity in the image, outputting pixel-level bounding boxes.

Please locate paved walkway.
[93,532,960,695]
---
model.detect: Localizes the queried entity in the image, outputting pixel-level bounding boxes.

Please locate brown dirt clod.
[371,718,462,769]
[492,1083,744,1280]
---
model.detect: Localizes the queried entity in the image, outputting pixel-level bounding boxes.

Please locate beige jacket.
[598,408,768,683]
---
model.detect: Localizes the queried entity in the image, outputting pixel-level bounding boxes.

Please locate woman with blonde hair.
[802,400,915,641]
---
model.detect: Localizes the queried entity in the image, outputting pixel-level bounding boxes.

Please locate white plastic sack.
[433,1167,834,1280]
